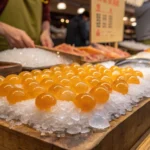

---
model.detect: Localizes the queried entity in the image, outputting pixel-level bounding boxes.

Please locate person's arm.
[40,0,53,48]
[0,22,35,48]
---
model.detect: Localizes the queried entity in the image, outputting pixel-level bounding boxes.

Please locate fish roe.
[35,93,56,111]
[74,93,96,112]
[90,86,109,104]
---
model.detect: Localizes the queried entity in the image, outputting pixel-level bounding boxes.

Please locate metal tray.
[115,58,150,67]
[0,61,22,76]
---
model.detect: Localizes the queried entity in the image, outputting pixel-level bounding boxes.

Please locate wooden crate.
[0,99,150,150]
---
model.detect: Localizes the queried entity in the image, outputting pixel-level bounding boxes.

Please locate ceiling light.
[57,2,67,10]
[66,19,69,24]
[60,18,65,23]
[131,22,137,27]
[77,7,85,14]
[123,17,128,21]
[130,17,136,22]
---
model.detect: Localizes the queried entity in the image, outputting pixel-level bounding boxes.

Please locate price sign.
[90,0,125,43]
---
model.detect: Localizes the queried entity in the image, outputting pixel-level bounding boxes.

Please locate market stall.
[0,0,150,150]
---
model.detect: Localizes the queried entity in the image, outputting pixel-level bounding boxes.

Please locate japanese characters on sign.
[90,0,125,43]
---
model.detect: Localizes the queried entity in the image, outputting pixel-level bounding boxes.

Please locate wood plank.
[131,129,150,150]
[0,99,149,150]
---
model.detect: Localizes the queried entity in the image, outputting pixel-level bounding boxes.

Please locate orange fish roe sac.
[31,70,42,76]
[19,71,32,79]
[56,89,76,101]
[98,82,112,92]
[4,74,21,85]
[24,81,39,92]
[74,93,96,112]
[36,73,50,83]
[42,69,52,75]
[72,82,89,94]
[90,86,110,104]
[35,93,56,111]
[48,84,65,96]
[29,86,46,98]
[7,88,28,104]
[100,76,112,84]
[70,76,81,84]
[40,78,54,89]
[134,71,143,78]
[0,64,144,113]
[112,80,128,95]
[0,83,15,96]
[22,77,35,86]
[127,76,140,84]
[0,76,5,85]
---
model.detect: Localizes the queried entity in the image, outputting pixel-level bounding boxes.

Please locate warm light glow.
[130,17,136,22]
[60,18,65,23]
[77,7,85,14]
[123,17,128,21]
[132,22,137,27]
[57,2,67,10]
[66,19,69,24]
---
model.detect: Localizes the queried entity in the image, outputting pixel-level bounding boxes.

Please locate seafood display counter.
[0,62,150,150]
[0,99,149,150]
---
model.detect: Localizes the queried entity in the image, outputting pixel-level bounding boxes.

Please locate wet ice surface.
[0,77,150,135]
[0,48,72,67]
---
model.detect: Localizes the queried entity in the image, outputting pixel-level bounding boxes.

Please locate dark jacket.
[66,16,89,46]
[135,2,150,41]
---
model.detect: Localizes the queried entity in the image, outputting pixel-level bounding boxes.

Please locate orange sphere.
[56,89,76,101]
[40,78,54,89]
[72,82,89,94]
[103,69,112,77]
[127,76,140,84]
[78,71,87,79]
[84,76,94,83]
[70,76,81,84]
[42,69,52,75]
[30,86,46,98]
[74,93,96,112]
[35,93,56,111]
[50,66,61,72]
[88,78,100,87]
[111,70,121,81]
[98,82,112,92]
[24,81,39,91]
[4,74,21,84]
[134,71,143,78]
[36,73,50,82]
[48,84,65,96]
[0,83,15,96]
[100,76,112,84]
[64,72,75,78]
[31,70,42,76]
[112,80,128,95]
[19,71,32,79]
[22,77,35,86]
[92,72,102,79]
[59,78,71,88]
[0,76,5,85]
[90,86,109,104]
[7,88,28,104]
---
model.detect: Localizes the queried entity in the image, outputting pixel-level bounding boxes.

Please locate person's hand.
[40,30,54,48]
[0,23,35,48]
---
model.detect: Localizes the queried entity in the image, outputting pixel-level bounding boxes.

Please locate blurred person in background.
[66,11,90,47]
[0,0,53,50]
[135,0,150,45]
